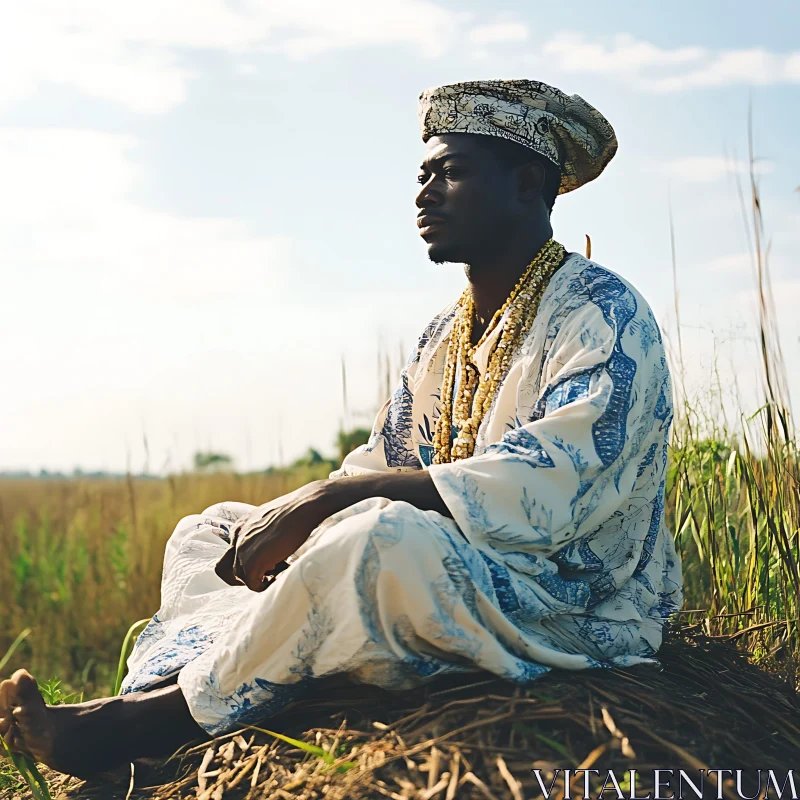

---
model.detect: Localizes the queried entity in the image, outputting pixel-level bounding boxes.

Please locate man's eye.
[444,169,461,178]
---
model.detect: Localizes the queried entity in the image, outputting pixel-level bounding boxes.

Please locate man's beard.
[427,227,505,267]
[427,243,467,265]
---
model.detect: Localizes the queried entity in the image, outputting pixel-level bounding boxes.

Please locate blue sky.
[2,1,799,472]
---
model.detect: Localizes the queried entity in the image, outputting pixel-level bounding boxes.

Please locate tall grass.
[0,466,332,696]
[665,128,799,686]
[667,412,799,683]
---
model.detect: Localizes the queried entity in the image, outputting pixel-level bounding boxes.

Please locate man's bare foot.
[0,669,206,778]
[0,669,126,777]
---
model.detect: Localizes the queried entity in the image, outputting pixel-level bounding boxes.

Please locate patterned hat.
[418,79,617,195]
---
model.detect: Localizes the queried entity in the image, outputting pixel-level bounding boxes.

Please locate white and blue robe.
[121,253,684,735]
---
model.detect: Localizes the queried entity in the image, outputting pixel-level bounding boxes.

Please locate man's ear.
[516,160,546,203]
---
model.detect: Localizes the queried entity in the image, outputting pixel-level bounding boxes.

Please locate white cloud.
[540,32,800,92]
[4,9,800,117]
[653,156,774,183]
[261,1,470,61]
[543,32,703,73]
[0,0,470,113]
[468,22,529,46]
[0,128,289,303]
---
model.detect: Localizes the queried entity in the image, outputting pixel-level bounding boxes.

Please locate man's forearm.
[216,471,455,589]
[320,471,453,519]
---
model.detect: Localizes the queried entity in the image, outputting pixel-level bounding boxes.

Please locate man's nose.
[415,177,442,210]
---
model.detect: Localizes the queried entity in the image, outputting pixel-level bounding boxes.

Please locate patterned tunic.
[121,253,684,735]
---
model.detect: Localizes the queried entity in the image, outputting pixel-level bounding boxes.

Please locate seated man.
[0,78,683,777]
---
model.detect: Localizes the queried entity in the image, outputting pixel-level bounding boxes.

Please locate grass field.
[1,403,797,705]
[0,465,336,699]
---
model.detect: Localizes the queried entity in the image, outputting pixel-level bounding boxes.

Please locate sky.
[1,1,799,474]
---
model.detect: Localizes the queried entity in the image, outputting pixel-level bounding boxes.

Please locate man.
[0,79,683,777]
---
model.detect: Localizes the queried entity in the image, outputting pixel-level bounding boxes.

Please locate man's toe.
[0,678,11,713]
[0,719,22,754]
[0,709,11,739]
[8,670,42,711]
[0,679,13,746]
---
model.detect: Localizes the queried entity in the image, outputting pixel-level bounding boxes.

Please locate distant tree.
[193,451,234,472]
[336,428,371,464]
[291,448,327,468]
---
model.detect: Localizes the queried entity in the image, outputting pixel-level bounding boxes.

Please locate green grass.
[662,136,799,684]
[0,465,334,697]
[113,618,151,697]
[667,415,799,680]
[0,466,334,798]
[245,725,357,773]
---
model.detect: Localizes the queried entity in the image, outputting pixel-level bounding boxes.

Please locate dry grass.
[14,622,799,800]
[0,466,332,695]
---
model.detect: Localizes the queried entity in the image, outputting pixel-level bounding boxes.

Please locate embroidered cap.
[418,78,618,195]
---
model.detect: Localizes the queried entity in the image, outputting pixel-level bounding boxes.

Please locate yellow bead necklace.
[432,238,566,464]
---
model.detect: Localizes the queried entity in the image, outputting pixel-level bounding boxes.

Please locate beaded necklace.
[432,238,566,464]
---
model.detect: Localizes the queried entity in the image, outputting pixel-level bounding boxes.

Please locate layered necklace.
[432,238,566,464]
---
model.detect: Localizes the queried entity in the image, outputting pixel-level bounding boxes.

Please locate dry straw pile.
[20,620,799,800]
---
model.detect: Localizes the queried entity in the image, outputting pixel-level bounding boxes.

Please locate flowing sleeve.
[328,375,420,478]
[428,275,674,573]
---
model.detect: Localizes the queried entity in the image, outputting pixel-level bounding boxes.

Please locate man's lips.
[417,215,447,236]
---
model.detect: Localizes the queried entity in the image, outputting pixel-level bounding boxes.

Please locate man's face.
[415,134,520,264]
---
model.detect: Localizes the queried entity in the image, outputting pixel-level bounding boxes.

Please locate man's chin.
[426,242,465,265]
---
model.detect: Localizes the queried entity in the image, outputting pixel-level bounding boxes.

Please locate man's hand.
[215,471,452,592]
[215,480,339,592]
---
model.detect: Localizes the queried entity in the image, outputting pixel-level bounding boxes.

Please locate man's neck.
[464,223,553,341]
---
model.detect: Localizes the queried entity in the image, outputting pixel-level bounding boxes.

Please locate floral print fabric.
[121,253,683,736]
